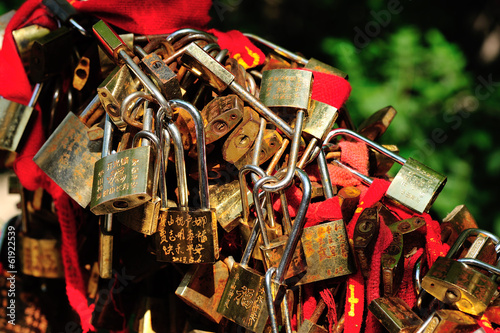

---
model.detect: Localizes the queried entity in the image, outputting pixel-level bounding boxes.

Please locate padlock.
[175,259,231,323]
[29,26,80,83]
[297,297,328,333]
[21,236,65,278]
[11,24,50,72]
[421,228,500,316]
[441,204,478,246]
[93,20,171,118]
[302,99,339,143]
[357,106,397,141]
[0,83,42,152]
[217,169,311,332]
[97,65,138,131]
[415,309,479,333]
[116,125,162,235]
[140,49,182,99]
[202,95,244,144]
[381,231,404,296]
[368,297,423,333]
[325,129,447,213]
[209,179,254,233]
[34,96,102,208]
[234,128,283,169]
[337,186,361,222]
[223,106,260,164]
[369,144,399,177]
[156,100,218,263]
[353,205,380,279]
[180,42,294,138]
[90,100,161,214]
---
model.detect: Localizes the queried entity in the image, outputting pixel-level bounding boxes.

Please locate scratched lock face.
[90,145,154,215]
[217,263,274,333]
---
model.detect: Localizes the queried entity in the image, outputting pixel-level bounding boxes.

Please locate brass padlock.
[11,24,50,72]
[0,83,42,152]
[90,104,160,214]
[140,50,182,100]
[368,297,423,333]
[416,309,479,333]
[441,204,478,246]
[223,106,260,164]
[234,128,283,169]
[34,97,101,208]
[421,228,500,316]
[116,126,162,235]
[97,65,137,131]
[156,100,218,263]
[381,232,404,296]
[353,205,380,279]
[217,169,311,332]
[175,259,231,323]
[357,106,397,141]
[21,236,65,278]
[325,129,447,213]
[202,95,244,144]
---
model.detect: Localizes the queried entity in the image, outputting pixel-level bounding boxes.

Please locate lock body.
[0,97,35,152]
[156,208,219,263]
[21,236,65,278]
[116,197,161,235]
[369,297,423,333]
[91,145,154,215]
[421,256,497,316]
[386,158,446,213]
[175,260,229,323]
[297,219,355,285]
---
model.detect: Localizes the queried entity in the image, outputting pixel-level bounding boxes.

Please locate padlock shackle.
[323,128,407,165]
[203,42,221,55]
[133,130,161,202]
[253,175,279,247]
[166,28,216,44]
[101,114,114,158]
[275,168,311,284]
[238,164,268,229]
[457,258,500,278]
[264,267,280,333]
[164,121,189,208]
[29,83,43,108]
[261,110,305,192]
[334,159,373,185]
[244,33,307,65]
[249,118,267,184]
[169,100,210,209]
[318,148,335,199]
[121,91,158,129]
[447,228,500,259]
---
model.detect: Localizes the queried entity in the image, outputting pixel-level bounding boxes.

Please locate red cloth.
[302,68,352,110]
[209,29,265,69]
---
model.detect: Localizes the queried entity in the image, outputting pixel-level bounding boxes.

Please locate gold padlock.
[325,129,447,213]
[202,95,244,144]
[155,100,218,263]
[368,297,423,333]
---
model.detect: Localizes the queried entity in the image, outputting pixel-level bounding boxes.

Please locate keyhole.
[358,220,373,233]
[445,288,460,302]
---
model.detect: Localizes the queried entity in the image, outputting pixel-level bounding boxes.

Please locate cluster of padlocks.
[1,0,500,332]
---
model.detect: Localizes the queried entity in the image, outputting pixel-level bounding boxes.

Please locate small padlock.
[441,204,478,246]
[381,231,404,296]
[115,126,162,235]
[234,128,283,169]
[11,24,50,72]
[202,95,244,144]
[217,169,311,332]
[156,100,218,263]
[140,50,182,99]
[97,65,138,131]
[368,297,423,333]
[353,205,380,279]
[421,228,500,316]
[357,106,397,141]
[0,83,42,152]
[175,259,231,323]
[223,106,260,164]
[90,101,161,214]
[325,129,447,213]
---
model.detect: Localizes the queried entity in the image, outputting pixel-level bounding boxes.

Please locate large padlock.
[325,129,447,213]
[0,83,42,152]
[421,228,500,316]
[90,108,160,214]
[34,95,101,208]
[156,100,218,263]
[217,169,311,332]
